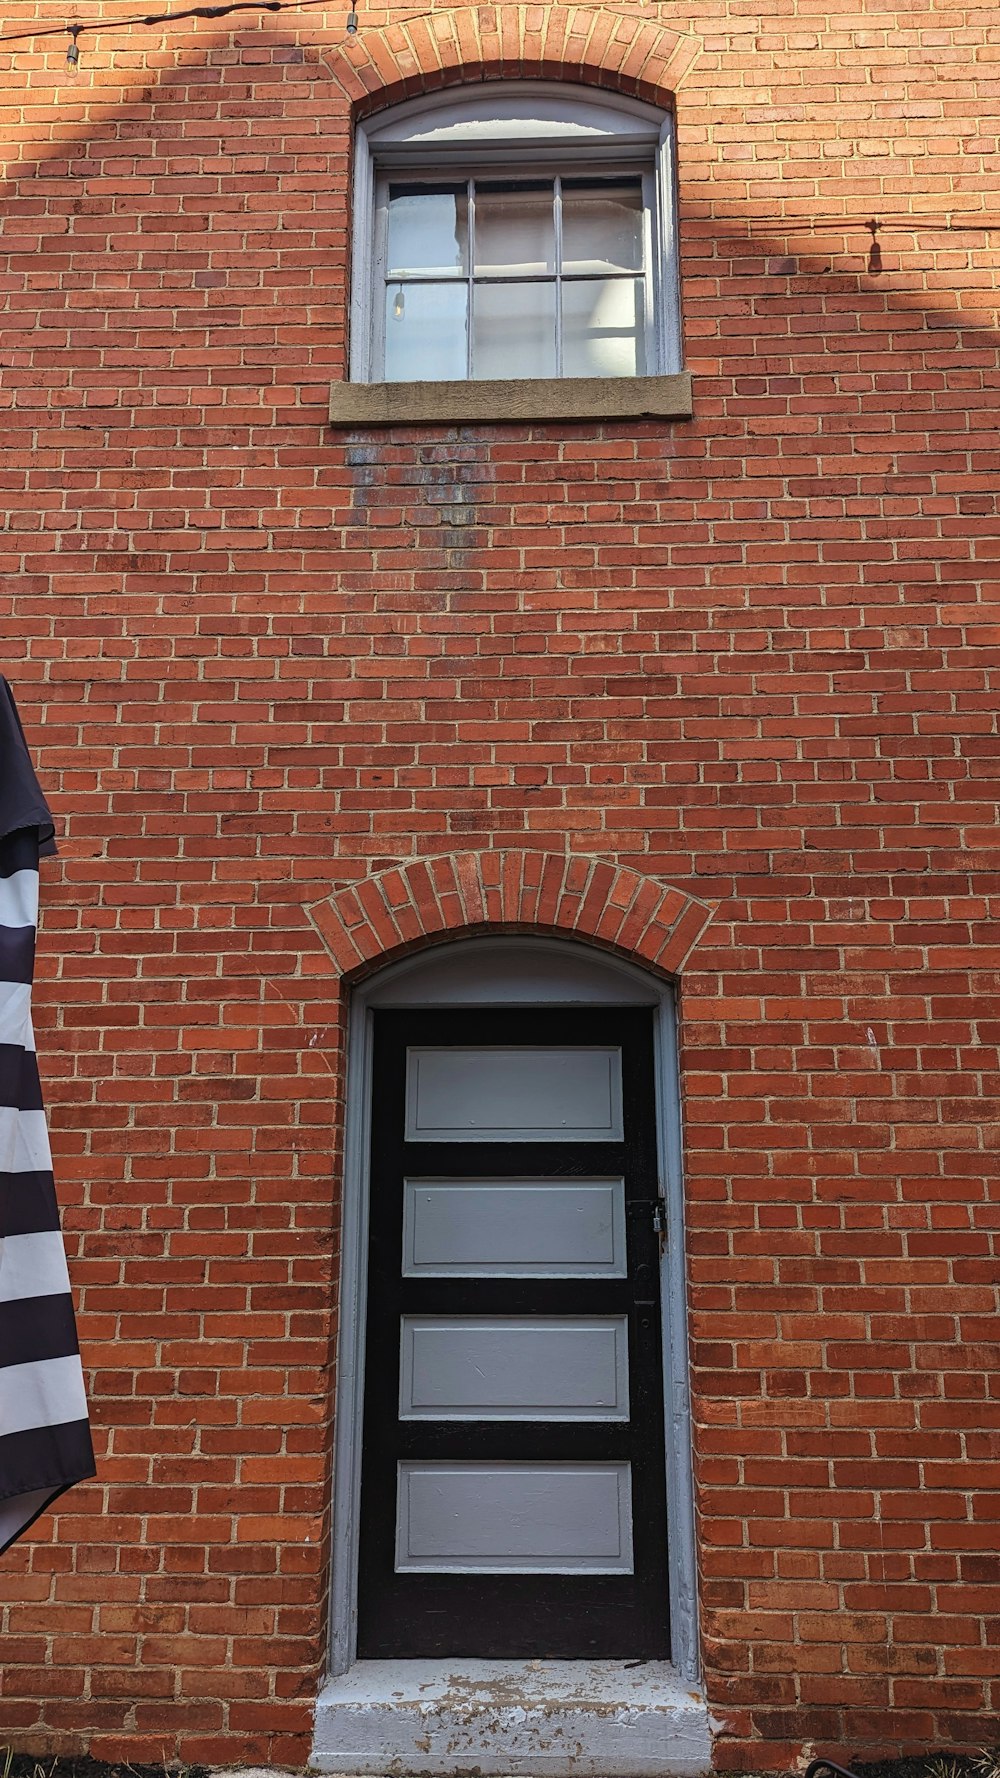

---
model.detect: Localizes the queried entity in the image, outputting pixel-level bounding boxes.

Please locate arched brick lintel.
[325,4,701,117]
[307,850,714,985]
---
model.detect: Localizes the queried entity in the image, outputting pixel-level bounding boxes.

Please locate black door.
[356,1006,670,1660]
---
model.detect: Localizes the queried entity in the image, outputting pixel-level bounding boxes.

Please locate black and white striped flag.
[0,678,95,1556]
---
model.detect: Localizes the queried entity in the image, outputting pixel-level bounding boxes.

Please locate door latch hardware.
[628,1197,668,1245]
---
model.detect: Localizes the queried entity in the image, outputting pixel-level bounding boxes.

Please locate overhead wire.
[705,213,1000,234]
[0,0,357,49]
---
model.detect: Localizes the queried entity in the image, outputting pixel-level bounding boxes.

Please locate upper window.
[351,83,681,386]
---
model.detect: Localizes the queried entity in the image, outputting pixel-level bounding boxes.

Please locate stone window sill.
[329,372,692,427]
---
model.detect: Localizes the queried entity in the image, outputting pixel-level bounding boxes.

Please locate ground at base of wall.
[0,1761,208,1778]
[5,1755,1000,1778]
[854,1760,1000,1778]
[0,1759,205,1778]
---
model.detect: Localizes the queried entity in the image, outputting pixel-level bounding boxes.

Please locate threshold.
[310,1658,712,1777]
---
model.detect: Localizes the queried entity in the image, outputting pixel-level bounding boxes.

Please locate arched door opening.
[315,936,707,1778]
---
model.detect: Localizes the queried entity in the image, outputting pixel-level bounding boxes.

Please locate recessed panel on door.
[399,1316,630,1420]
[402,1177,627,1276]
[395,1461,634,1573]
[405,1046,623,1141]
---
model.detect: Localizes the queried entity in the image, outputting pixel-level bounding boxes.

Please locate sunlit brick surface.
[1,0,998,1769]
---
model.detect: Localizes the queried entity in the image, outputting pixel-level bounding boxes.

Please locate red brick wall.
[1,0,998,1769]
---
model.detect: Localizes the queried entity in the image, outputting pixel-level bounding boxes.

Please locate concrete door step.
[309,1659,713,1777]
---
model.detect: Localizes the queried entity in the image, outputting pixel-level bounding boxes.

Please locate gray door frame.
[326,935,700,1684]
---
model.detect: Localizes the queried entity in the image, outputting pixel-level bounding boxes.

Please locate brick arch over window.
[307,850,714,982]
[324,4,701,115]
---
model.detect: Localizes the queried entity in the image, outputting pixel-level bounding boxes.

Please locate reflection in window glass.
[561,181,644,275]
[474,184,555,276]
[379,172,653,380]
[562,278,645,378]
[387,186,468,277]
[385,281,469,381]
[473,281,557,379]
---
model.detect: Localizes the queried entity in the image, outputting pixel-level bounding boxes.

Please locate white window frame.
[350,83,683,384]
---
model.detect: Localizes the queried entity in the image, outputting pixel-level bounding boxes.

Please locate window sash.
[373,166,659,382]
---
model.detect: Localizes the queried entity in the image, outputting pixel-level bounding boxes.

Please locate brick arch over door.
[324,4,702,114]
[307,850,714,982]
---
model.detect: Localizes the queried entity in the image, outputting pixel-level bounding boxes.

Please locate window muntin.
[378,172,651,382]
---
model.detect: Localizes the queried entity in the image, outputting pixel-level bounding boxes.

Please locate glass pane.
[562,278,645,378]
[384,282,469,382]
[387,185,468,277]
[472,281,556,379]
[561,181,644,274]
[474,183,555,276]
